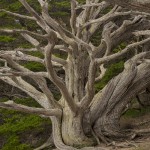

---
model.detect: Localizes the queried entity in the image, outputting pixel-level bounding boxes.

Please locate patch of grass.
[0,97,9,102]
[23,62,45,72]
[14,97,41,108]
[124,106,150,118]
[2,135,32,150]
[0,96,51,149]
[54,53,67,59]
[113,42,127,53]
[0,112,46,135]
[26,51,44,59]
[18,43,33,49]
[124,109,141,118]
[0,35,16,43]
[0,108,51,149]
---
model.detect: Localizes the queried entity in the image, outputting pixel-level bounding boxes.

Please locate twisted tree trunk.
[0,0,150,149]
[90,59,150,140]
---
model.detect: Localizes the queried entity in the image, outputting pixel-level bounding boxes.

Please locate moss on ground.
[124,106,150,118]
[0,35,16,43]
[23,62,45,72]
[0,97,51,149]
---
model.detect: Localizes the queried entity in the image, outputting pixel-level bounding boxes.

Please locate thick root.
[34,135,54,150]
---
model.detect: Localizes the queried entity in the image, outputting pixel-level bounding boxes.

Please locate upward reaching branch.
[105,0,150,13]
[44,33,78,113]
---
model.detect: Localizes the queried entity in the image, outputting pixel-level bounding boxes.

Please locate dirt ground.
[109,112,150,150]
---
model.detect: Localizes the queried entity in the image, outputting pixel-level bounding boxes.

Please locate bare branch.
[0,51,44,64]
[0,54,60,108]
[0,69,48,78]
[70,0,77,35]
[0,9,36,20]
[0,101,62,117]
[95,64,107,82]
[96,38,150,65]
[19,0,51,32]
[0,29,46,38]
[0,76,50,109]
[134,30,150,36]
[45,39,78,113]
[83,11,131,29]
[105,0,150,13]
[76,2,108,9]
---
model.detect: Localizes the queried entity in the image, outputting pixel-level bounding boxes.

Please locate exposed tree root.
[134,128,150,135]
[54,147,109,150]
[80,147,109,150]
[34,135,54,150]
[91,127,101,145]
[108,140,137,149]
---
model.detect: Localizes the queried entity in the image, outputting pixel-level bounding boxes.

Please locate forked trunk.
[61,107,94,147]
[92,62,150,139]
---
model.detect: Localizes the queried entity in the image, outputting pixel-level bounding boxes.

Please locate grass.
[2,135,32,150]
[0,35,16,43]
[23,62,46,72]
[26,51,44,59]
[124,106,150,118]
[0,97,51,149]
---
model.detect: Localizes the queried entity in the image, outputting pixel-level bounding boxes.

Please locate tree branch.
[0,29,46,38]
[0,9,36,20]
[0,54,60,109]
[70,0,77,35]
[45,38,78,113]
[134,30,150,36]
[0,101,62,117]
[105,0,150,13]
[96,37,150,65]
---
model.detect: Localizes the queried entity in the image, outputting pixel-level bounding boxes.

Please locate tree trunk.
[61,107,94,147]
[90,62,150,139]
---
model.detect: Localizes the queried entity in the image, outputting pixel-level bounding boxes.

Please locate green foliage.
[0,97,9,102]
[26,51,44,59]
[54,53,67,59]
[113,42,127,53]
[0,112,45,135]
[124,106,150,118]
[0,97,51,149]
[14,97,41,107]
[90,30,102,46]
[2,135,31,150]
[18,43,33,48]
[23,62,45,72]
[95,61,124,92]
[0,35,16,43]
[7,1,23,12]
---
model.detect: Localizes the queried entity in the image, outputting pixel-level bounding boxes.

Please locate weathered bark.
[0,0,150,149]
[61,107,94,147]
[91,60,150,139]
[105,0,150,13]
